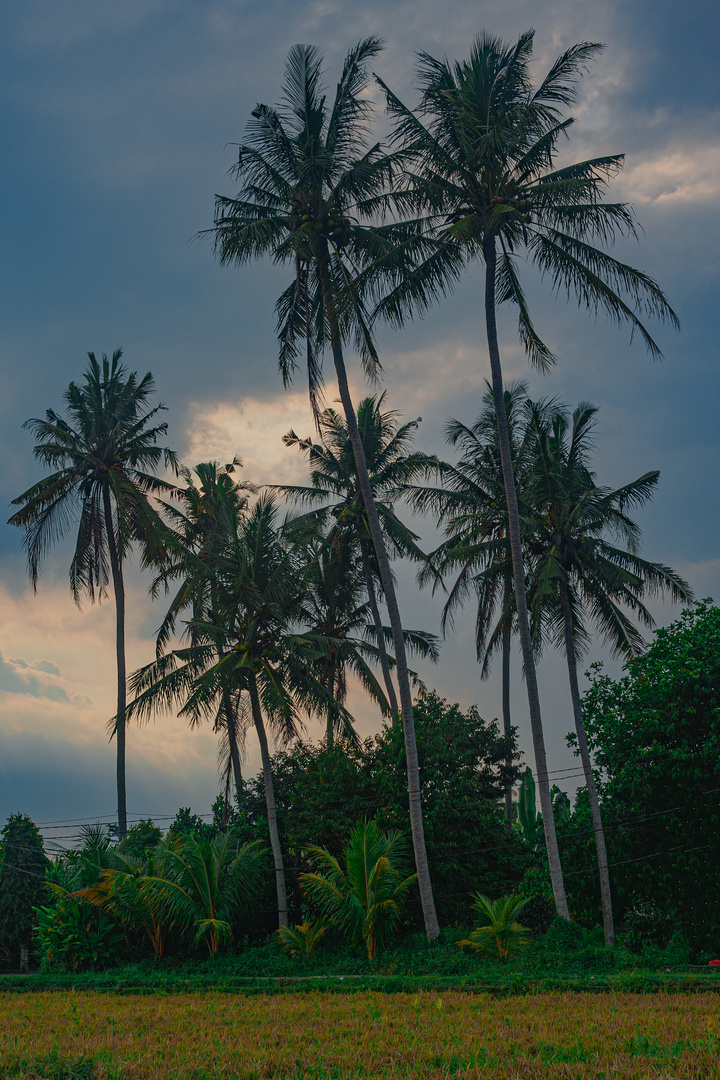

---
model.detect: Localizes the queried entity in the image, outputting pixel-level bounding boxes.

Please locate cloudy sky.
[0,0,717,846]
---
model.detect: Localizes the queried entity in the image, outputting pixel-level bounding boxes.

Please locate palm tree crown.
[10,350,177,598]
[378,30,678,360]
[525,401,693,659]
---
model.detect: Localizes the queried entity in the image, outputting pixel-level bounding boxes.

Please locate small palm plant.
[80,837,179,957]
[300,820,416,959]
[276,919,328,958]
[458,893,531,960]
[157,833,264,954]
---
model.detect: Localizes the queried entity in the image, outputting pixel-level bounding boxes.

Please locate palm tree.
[128,494,343,929]
[153,833,263,954]
[8,351,177,838]
[524,400,693,944]
[208,41,442,937]
[298,536,390,747]
[151,458,256,797]
[279,394,439,720]
[407,382,531,826]
[81,836,179,957]
[300,820,417,959]
[457,893,531,960]
[378,31,678,918]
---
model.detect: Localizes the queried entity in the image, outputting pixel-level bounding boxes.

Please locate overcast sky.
[0,0,718,847]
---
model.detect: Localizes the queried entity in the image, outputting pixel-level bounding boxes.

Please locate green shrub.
[34,896,125,972]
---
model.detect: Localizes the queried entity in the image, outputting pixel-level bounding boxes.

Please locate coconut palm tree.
[8,351,177,838]
[298,536,389,747]
[150,459,257,797]
[524,400,693,944]
[128,494,344,929]
[208,41,442,937]
[457,893,531,960]
[300,820,416,959]
[279,394,439,719]
[406,382,532,826]
[377,31,679,917]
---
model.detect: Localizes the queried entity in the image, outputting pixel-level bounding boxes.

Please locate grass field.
[2,990,720,1079]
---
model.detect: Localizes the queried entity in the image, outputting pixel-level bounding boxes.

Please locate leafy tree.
[580,603,720,955]
[525,399,692,944]
[457,893,531,959]
[121,820,163,861]
[371,691,528,923]
[301,820,417,959]
[280,394,440,722]
[8,352,177,837]
[379,30,678,919]
[208,40,441,938]
[0,814,48,971]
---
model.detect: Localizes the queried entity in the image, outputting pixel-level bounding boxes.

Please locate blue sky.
[0,0,718,845]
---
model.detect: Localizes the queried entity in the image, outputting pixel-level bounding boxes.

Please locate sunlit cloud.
[620,141,720,205]
[183,391,323,487]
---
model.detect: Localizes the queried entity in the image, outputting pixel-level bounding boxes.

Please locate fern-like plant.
[458,893,531,960]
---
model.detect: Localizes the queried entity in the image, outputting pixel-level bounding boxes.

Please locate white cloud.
[620,141,720,205]
[183,391,320,487]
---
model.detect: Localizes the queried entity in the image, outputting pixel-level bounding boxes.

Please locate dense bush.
[578,602,720,956]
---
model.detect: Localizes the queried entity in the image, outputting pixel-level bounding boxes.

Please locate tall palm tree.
[128,494,343,929]
[8,351,177,839]
[378,32,678,917]
[207,41,442,937]
[524,400,693,944]
[279,394,439,719]
[407,382,532,826]
[151,458,257,797]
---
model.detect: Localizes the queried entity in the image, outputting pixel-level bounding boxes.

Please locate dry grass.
[1,990,720,1078]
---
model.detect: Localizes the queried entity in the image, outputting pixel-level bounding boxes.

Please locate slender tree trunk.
[223,691,243,799]
[501,577,513,830]
[318,250,440,940]
[360,539,399,717]
[247,671,289,929]
[483,235,569,919]
[216,647,243,800]
[103,484,127,841]
[559,580,615,945]
[326,664,336,749]
[19,944,29,974]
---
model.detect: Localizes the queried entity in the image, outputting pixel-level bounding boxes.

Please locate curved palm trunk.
[103,484,127,841]
[318,251,439,940]
[501,577,513,830]
[247,671,289,929]
[559,580,615,945]
[360,539,399,717]
[483,236,569,919]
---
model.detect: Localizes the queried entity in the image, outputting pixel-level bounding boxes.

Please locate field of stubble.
[2,990,720,1079]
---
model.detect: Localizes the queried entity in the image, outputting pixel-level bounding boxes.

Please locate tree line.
[7,31,689,950]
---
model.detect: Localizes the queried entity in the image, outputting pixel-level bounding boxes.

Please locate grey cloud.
[0,653,70,703]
